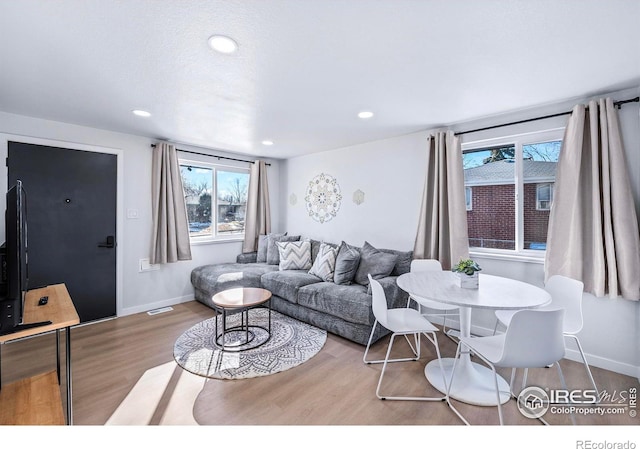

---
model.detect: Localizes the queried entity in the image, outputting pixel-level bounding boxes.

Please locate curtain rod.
[455,96,640,136]
[150,144,271,166]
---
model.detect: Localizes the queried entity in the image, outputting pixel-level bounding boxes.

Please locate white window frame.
[462,128,564,261]
[465,186,473,211]
[536,183,554,211]
[179,158,250,245]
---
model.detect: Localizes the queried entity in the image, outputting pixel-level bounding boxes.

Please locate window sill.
[190,236,244,246]
[469,249,545,264]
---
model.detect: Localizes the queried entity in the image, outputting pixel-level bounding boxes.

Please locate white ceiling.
[1,1,638,159]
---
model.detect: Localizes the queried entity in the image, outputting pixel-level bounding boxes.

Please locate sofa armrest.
[236,252,257,264]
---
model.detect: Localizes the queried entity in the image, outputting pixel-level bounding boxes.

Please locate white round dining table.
[397,271,551,406]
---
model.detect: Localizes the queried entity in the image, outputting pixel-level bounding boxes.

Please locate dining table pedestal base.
[425,358,511,406]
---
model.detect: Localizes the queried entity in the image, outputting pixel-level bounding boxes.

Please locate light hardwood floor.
[1,300,638,427]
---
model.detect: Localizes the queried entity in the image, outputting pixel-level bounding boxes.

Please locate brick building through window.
[465,159,556,250]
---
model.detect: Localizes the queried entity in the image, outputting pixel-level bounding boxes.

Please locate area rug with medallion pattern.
[173,308,327,379]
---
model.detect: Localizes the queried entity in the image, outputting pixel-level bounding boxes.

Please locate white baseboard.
[561,348,640,380]
[119,294,194,317]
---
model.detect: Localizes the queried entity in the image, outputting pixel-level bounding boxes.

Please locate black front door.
[8,141,117,323]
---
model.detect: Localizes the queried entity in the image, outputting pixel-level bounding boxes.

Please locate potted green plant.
[452,258,481,289]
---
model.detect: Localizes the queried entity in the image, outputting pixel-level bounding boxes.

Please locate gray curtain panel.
[545,98,640,300]
[150,142,192,264]
[413,130,469,270]
[242,160,271,253]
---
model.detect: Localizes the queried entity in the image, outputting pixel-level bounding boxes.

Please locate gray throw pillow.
[257,232,285,263]
[354,241,398,287]
[333,241,361,285]
[379,248,413,276]
[267,234,300,265]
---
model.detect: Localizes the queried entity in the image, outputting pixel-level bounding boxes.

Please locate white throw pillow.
[308,242,338,282]
[277,240,312,270]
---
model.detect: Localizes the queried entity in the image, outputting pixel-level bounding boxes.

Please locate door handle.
[98,235,115,248]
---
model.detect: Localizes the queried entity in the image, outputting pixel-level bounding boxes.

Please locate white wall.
[281,87,640,378]
[282,130,428,251]
[0,111,282,317]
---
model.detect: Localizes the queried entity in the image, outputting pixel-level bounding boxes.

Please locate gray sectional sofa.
[190,236,412,345]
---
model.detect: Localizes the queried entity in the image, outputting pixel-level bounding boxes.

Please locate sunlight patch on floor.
[106,361,206,425]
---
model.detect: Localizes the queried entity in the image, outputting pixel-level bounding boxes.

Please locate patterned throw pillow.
[277,240,312,270]
[308,242,338,282]
[267,234,300,265]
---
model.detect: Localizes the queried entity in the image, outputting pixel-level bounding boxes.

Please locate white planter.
[458,272,479,289]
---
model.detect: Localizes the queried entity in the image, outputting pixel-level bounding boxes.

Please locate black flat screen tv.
[0,180,31,334]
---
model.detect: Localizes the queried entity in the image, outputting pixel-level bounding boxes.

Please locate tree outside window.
[217,170,249,235]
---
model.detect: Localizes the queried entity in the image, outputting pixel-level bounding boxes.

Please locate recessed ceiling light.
[261,140,274,146]
[208,35,238,54]
[358,111,374,119]
[132,109,151,117]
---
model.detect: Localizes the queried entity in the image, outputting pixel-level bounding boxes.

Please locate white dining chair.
[493,275,598,398]
[363,274,448,401]
[406,259,459,339]
[447,308,569,425]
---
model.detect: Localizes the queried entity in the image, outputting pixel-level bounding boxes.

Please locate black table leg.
[56,329,61,384]
[65,326,72,425]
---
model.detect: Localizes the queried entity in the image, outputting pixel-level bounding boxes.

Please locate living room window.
[462,129,563,257]
[179,161,250,242]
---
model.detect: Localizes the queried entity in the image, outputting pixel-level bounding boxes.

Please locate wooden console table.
[0,284,79,425]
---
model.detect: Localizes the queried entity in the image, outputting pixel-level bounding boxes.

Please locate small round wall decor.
[305,173,342,223]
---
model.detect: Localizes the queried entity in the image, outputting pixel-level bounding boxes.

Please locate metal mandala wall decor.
[305,173,342,223]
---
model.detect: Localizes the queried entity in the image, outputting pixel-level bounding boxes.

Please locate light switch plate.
[139,258,160,272]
